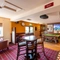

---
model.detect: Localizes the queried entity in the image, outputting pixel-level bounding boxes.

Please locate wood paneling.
[11,21,40,38]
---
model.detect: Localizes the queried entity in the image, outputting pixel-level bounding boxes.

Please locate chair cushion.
[37,38,43,43]
[19,41,26,46]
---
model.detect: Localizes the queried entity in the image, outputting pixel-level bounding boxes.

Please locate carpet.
[0,44,58,60]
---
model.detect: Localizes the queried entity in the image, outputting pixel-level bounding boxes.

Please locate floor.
[0,44,58,60]
[44,42,60,51]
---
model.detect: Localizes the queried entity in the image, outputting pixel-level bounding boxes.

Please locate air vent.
[40,14,48,19]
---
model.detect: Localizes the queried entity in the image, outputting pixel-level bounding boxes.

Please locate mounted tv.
[54,24,60,31]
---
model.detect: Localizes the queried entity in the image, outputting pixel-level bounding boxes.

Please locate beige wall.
[0,17,11,43]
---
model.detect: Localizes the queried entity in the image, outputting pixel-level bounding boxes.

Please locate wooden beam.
[4,6,16,11]
[5,0,22,9]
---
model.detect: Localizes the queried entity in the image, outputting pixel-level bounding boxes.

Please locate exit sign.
[45,2,54,9]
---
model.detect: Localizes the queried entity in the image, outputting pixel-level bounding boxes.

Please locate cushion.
[0,38,3,41]
[19,41,26,46]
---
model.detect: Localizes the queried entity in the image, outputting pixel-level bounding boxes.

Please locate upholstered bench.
[0,40,8,50]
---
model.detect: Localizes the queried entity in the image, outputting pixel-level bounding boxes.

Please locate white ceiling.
[20,12,60,24]
[19,6,60,24]
[6,0,51,11]
[0,0,52,18]
[0,0,60,24]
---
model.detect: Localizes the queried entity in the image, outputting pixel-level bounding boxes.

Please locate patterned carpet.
[0,44,59,60]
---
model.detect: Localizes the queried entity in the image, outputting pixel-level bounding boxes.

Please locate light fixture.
[29,23,32,26]
[40,14,48,19]
[27,19,31,21]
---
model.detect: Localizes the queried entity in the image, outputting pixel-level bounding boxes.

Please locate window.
[0,27,3,37]
[0,23,3,37]
[25,27,29,33]
[30,27,34,33]
[25,26,34,33]
[0,23,3,41]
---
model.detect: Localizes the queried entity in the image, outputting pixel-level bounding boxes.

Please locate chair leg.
[16,47,19,60]
[42,44,48,60]
[7,47,9,50]
[16,50,18,60]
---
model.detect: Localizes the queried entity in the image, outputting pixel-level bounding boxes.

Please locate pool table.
[43,34,60,43]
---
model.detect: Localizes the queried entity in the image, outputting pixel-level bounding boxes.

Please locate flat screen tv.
[54,24,60,31]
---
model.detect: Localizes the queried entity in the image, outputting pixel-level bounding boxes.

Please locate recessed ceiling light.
[27,19,31,20]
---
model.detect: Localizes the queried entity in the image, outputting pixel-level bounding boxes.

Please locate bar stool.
[37,37,48,60]
[16,41,26,60]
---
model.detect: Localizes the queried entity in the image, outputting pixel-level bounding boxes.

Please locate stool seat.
[19,41,26,46]
[28,45,35,50]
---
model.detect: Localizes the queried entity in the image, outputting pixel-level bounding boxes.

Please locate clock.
[21,22,25,26]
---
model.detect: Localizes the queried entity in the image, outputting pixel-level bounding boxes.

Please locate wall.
[11,21,40,38]
[0,17,11,43]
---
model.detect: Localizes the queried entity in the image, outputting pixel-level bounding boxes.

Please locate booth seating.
[0,40,8,50]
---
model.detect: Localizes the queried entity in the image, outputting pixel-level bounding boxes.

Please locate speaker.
[35,27,37,31]
[15,21,19,24]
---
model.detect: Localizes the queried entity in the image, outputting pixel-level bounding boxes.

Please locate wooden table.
[22,35,37,60]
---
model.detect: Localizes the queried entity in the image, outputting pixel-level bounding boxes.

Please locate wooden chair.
[16,40,26,60]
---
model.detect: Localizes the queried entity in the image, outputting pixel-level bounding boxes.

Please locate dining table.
[22,35,38,60]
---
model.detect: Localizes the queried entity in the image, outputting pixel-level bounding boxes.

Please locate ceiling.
[6,0,51,11]
[19,6,60,24]
[0,0,60,24]
[0,0,52,19]
[20,11,60,24]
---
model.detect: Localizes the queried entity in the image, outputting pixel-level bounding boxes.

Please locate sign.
[45,2,54,9]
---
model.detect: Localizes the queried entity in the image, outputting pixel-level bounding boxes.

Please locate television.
[54,24,60,31]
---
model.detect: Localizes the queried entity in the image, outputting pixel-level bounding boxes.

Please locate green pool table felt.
[44,34,60,37]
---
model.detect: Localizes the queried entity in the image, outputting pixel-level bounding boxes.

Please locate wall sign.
[44,2,54,9]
